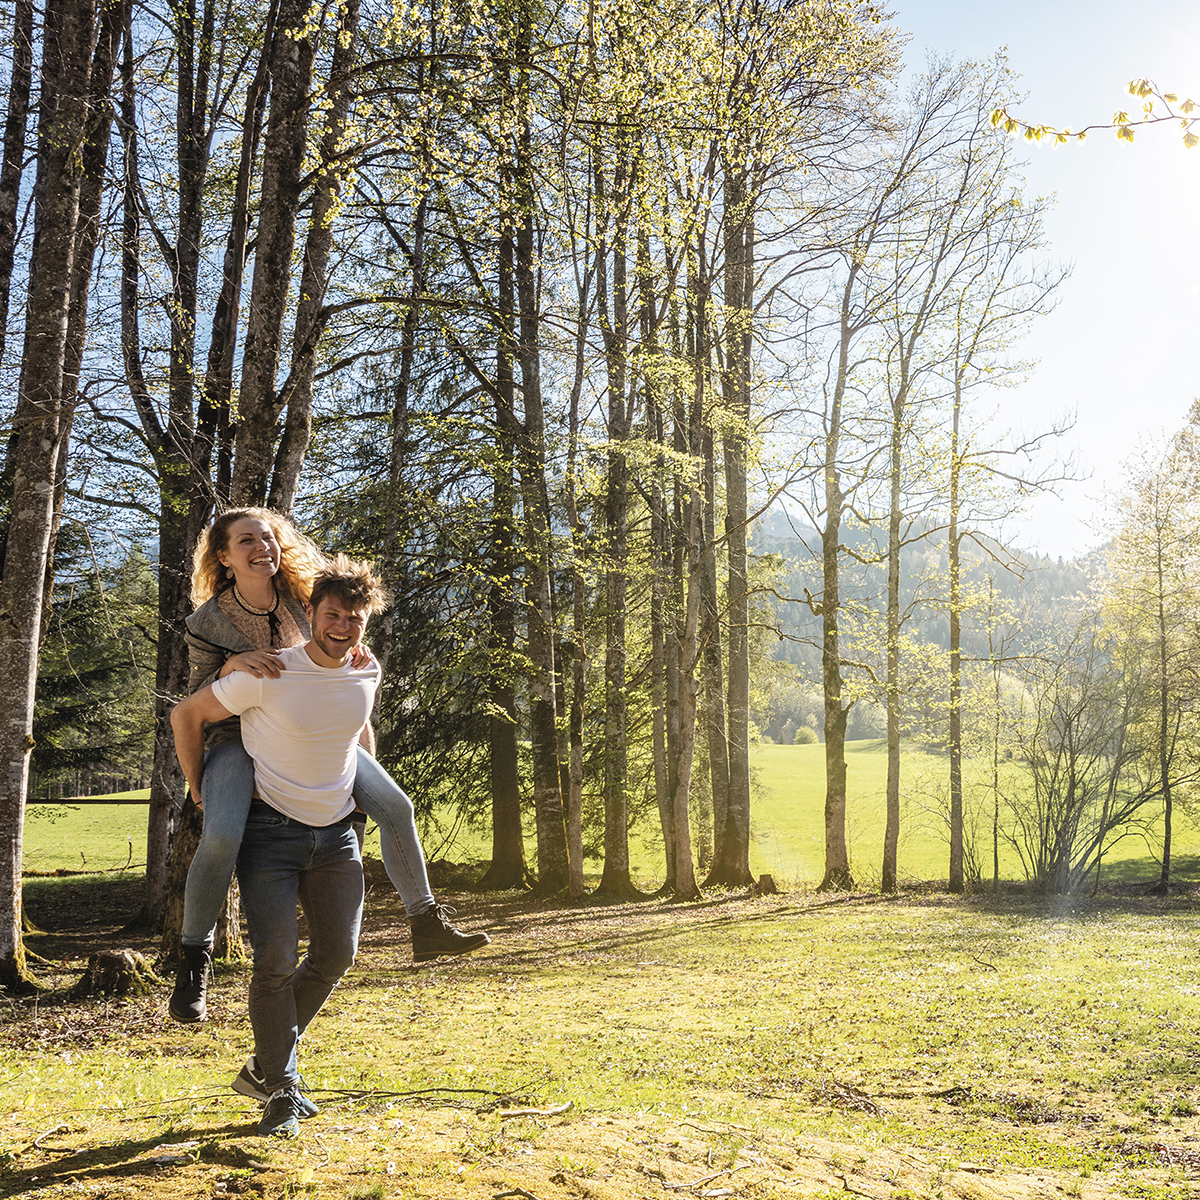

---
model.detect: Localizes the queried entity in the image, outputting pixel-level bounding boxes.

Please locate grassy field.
[9,743,1200,1197]
[5,877,1200,1199]
[23,742,1198,889]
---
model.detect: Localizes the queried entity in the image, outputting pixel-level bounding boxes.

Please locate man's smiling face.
[306,595,368,667]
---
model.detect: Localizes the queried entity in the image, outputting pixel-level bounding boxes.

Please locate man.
[172,556,386,1137]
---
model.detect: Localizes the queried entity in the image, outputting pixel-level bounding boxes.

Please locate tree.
[703,0,896,890]
[993,77,1200,150]
[1001,606,1197,894]
[32,540,156,799]
[0,0,117,990]
[1106,436,1200,893]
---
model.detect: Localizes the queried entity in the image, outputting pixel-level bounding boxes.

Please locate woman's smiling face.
[217,517,281,585]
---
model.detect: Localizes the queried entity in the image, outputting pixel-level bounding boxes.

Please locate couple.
[170,509,489,1137]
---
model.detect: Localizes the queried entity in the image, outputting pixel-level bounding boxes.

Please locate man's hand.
[349,642,374,670]
[171,685,236,809]
[221,648,284,679]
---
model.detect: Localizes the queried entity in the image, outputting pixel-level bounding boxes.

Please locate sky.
[893,0,1200,560]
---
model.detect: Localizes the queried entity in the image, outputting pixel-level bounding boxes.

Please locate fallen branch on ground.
[24,1125,72,1155]
[812,1079,884,1116]
[640,1163,748,1193]
[498,1102,572,1118]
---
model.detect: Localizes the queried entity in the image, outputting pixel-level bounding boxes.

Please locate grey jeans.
[236,800,364,1094]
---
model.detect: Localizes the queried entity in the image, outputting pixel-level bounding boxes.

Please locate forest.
[1,0,1198,1002]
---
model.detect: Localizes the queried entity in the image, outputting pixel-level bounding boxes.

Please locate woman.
[170,508,489,1038]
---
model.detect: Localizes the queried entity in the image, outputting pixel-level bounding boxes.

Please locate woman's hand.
[220,648,285,679]
[349,642,374,669]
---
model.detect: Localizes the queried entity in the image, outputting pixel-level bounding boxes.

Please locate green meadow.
[12,743,1200,1199]
[25,741,1196,889]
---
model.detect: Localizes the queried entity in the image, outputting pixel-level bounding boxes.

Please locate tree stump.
[71,949,162,999]
[755,873,778,895]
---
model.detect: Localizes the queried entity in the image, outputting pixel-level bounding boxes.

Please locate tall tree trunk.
[649,370,675,893]
[479,193,528,891]
[698,416,727,875]
[991,625,1001,895]
[817,272,857,893]
[947,387,964,894]
[669,389,704,902]
[200,0,277,511]
[481,437,527,890]
[1157,547,1172,894]
[0,0,34,576]
[374,160,426,684]
[512,7,567,893]
[123,0,227,934]
[670,529,703,902]
[0,0,32,374]
[562,169,595,900]
[566,561,586,898]
[694,230,730,887]
[882,394,903,894]
[596,154,636,897]
[268,0,361,514]
[0,0,97,992]
[50,0,123,633]
[710,158,753,887]
[152,0,217,929]
[230,0,314,504]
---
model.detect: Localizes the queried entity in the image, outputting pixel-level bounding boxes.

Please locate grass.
[5,883,1200,1198]
[24,741,1199,887]
[407,740,1200,890]
[745,741,1200,887]
[10,742,1200,1198]
[23,796,148,875]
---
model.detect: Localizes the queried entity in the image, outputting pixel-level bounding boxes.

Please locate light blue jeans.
[181,739,436,948]
[237,799,363,1093]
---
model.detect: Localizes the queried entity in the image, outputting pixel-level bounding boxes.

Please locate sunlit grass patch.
[5,888,1200,1197]
[23,743,1200,895]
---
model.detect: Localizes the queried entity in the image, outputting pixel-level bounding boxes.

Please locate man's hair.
[308,554,389,617]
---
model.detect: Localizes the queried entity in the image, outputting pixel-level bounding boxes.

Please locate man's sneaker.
[257,1086,305,1138]
[168,943,211,1023]
[232,1056,318,1117]
[411,904,491,963]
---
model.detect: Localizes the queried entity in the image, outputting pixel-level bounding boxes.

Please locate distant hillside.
[753,508,1100,660]
[748,508,1104,743]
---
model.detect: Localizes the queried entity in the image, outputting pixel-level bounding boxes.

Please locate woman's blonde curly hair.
[191,507,329,606]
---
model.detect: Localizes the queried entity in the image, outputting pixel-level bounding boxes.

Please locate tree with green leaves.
[1105,434,1200,894]
[32,540,156,800]
[0,0,122,990]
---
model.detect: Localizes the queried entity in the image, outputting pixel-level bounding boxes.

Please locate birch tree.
[0,0,114,990]
[1106,438,1200,894]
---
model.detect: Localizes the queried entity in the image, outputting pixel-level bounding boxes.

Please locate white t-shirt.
[211,644,380,826]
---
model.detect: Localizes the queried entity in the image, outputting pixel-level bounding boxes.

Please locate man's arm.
[170,685,236,807]
[358,721,376,754]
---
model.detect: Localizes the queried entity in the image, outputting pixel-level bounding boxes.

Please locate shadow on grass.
[395,870,1200,974]
[20,875,153,966]
[0,1121,267,1199]
[17,863,1200,993]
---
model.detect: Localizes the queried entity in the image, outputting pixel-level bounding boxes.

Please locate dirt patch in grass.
[5,879,1200,1199]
